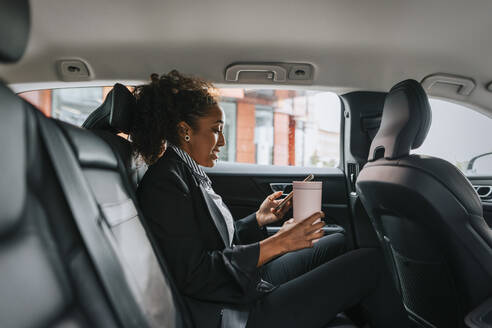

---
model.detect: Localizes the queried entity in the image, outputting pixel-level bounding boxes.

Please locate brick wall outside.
[19,90,52,117]
[288,116,296,165]
[236,101,256,163]
[18,87,303,167]
[102,86,113,99]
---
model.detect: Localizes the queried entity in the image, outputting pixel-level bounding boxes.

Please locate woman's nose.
[218,132,226,147]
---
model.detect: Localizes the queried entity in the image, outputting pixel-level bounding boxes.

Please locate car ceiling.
[2,0,492,116]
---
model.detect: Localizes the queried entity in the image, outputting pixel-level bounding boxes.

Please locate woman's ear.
[177,121,192,138]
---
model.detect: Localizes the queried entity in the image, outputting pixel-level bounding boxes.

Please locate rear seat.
[0,2,357,326]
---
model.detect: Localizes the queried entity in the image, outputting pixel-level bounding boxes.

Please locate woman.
[133,71,410,328]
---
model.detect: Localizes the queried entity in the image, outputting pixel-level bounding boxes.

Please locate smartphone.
[275,174,314,212]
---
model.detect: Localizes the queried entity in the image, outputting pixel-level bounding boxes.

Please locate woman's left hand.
[256,191,292,227]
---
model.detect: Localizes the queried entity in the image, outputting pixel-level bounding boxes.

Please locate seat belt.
[92,130,193,328]
[37,112,149,328]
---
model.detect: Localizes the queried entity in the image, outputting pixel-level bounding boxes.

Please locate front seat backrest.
[357,80,488,328]
[1,1,187,326]
[0,2,120,326]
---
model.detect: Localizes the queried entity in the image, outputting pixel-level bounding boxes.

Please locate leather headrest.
[0,0,30,63]
[368,79,432,161]
[0,83,26,236]
[82,83,136,134]
[60,122,118,169]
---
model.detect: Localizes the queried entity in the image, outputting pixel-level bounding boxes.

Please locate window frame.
[413,97,492,177]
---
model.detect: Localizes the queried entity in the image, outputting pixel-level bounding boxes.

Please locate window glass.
[52,87,103,126]
[412,99,492,176]
[19,86,110,125]
[218,89,341,168]
[255,105,274,165]
[20,87,341,168]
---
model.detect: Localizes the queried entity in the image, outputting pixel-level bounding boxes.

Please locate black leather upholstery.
[82,83,136,134]
[324,314,358,328]
[59,121,188,327]
[0,0,30,63]
[0,83,190,327]
[0,1,179,325]
[371,156,483,216]
[368,79,432,161]
[0,84,26,236]
[1,1,119,325]
[1,86,120,327]
[62,123,119,169]
[357,79,490,328]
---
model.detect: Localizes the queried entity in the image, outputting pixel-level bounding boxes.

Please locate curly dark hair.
[130,70,219,165]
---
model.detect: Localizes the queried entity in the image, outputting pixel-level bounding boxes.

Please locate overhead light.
[57,59,92,82]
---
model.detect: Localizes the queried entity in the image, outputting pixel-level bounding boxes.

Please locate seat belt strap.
[92,130,193,328]
[37,113,149,328]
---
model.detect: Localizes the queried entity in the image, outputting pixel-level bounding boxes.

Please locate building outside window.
[21,85,492,175]
[20,86,342,169]
[52,87,104,126]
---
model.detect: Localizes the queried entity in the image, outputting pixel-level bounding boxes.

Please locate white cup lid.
[293,181,322,190]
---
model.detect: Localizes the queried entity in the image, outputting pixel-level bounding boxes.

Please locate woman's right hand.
[257,211,326,267]
[275,212,326,253]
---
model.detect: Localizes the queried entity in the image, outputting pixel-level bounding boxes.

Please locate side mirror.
[467,152,492,175]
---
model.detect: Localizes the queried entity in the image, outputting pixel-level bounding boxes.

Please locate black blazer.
[137,148,274,328]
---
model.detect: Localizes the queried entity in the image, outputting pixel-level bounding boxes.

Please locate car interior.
[1,0,492,328]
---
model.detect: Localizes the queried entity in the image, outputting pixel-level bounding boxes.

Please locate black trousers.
[246,233,410,328]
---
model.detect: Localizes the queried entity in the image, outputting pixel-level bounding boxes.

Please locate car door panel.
[205,164,354,246]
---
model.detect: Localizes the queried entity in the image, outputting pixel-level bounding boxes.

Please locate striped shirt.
[170,144,235,246]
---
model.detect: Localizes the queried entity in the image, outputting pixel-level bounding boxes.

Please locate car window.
[19,86,113,125]
[412,98,492,176]
[19,87,341,169]
[218,89,341,168]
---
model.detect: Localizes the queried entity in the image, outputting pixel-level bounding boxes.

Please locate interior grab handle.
[225,64,287,82]
[421,74,476,96]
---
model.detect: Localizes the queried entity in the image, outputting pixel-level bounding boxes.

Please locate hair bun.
[131,69,219,165]
[150,73,159,83]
